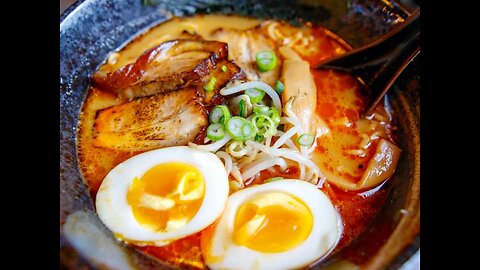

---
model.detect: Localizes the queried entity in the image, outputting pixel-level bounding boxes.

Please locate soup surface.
[77,14,399,269]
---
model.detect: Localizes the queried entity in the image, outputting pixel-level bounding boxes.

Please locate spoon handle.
[316,9,420,116]
[364,30,420,116]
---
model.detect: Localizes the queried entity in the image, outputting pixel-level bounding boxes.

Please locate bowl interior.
[60,1,419,269]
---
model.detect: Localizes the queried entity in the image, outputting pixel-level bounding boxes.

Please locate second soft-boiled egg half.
[95,146,229,246]
[201,180,340,270]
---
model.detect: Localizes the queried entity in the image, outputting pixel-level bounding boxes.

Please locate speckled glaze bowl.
[60,1,420,269]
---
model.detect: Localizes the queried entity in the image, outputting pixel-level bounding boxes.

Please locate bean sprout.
[220,81,281,112]
[241,157,287,180]
[231,165,243,185]
[276,130,299,152]
[188,82,329,188]
[189,134,231,152]
[215,151,232,175]
[273,125,301,149]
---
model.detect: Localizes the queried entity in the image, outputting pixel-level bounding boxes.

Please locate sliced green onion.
[253,104,269,115]
[255,134,264,142]
[204,77,217,92]
[241,121,255,140]
[255,115,266,125]
[245,88,266,103]
[251,114,277,137]
[254,106,280,126]
[265,177,284,183]
[226,117,256,140]
[298,133,314,146]
[230,94,252,117]
[256,50,277,72]
[274,80,284,95]
[209,105,230,124]
[221,65,227,72]
[207,123,225,141]
[239,99,246,118]
[269,107,281,126]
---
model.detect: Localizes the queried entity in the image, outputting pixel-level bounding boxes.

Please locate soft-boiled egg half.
[201,180,340,270]
[95,146,229,246]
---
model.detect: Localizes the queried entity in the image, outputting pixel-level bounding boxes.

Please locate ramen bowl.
[60,0,420,269]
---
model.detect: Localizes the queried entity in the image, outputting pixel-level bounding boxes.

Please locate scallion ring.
[253,104,269,115]
[204,77,217,92]
[207,123,226,141]
[298,133,314,146]
[241,121,255,140]
[256,50,277,72]
[255,134,264,142]
[239,99,246,118]
[274,80,284,95]
[209,105,231,124]
[226,117,256,140]
[269,107,281,126]
[251,114,277,137]
[245,88,266,103]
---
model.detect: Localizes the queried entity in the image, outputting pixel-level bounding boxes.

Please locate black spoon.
[315,9,420,117]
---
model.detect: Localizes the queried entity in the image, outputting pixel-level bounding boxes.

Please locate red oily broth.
[77,14,396,268]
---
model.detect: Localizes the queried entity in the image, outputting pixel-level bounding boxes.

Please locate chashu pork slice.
[92,39,229,99]
[93,88,208,152]
[210,26,281,87]
[198,58,244,104]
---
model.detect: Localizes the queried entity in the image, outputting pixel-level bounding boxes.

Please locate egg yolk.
[233,192,313,252]
[127,162,205,232]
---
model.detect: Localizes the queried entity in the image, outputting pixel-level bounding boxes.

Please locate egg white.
[204,180,339,270]
[95,146,229,245]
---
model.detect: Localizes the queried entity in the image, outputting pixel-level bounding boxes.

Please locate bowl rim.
[60,0,86,23]
[60,1,420,269]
